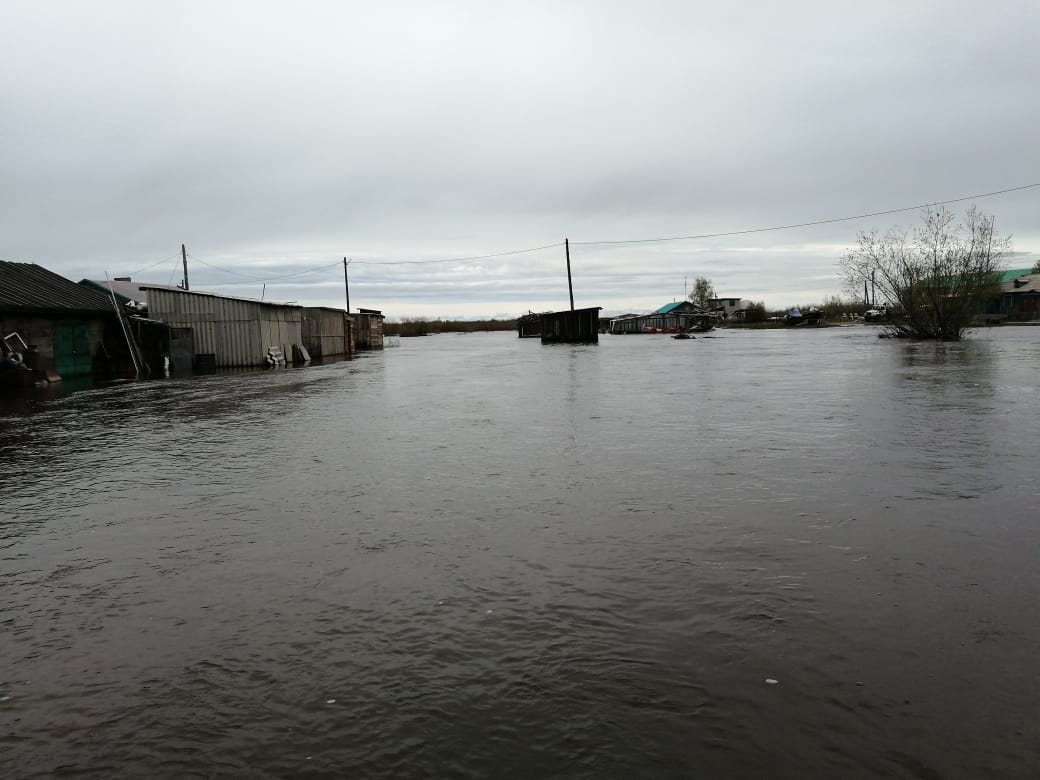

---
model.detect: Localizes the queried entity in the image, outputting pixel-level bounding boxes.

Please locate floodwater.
[2,326,1038,779]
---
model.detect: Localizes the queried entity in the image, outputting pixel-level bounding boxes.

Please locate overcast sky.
[3,1,1038,318]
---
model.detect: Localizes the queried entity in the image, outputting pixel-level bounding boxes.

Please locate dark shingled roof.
[0,261,114,314]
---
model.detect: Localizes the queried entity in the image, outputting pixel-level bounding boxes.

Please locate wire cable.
[571,183,1040,246]
[187,254,342,284]
[146,182,1037,287]
[349,242,565,265]
[118,251,184,277]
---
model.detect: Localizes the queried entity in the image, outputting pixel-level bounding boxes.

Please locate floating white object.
[765,678,779,685]
[326,699,336,704]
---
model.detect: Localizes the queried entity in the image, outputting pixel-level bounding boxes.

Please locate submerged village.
[0,259,387,389]
[2,257,1039,390]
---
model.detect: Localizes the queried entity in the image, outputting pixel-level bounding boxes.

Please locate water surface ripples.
[2,328,1038,778]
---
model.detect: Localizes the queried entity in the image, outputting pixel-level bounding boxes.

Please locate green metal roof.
[998,267,1035,283]
[651,301,689,314]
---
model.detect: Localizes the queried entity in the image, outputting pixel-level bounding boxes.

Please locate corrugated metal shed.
[144,287,304,368]
[0,261,114,313]
[301,307,351,359]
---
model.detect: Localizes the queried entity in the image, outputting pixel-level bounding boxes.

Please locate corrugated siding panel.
[260,308,302,362]
[301,308,347,358]
[148,289,302,367]
[0,261,113,312]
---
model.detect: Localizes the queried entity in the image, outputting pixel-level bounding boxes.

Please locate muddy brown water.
[2,327,1038,778]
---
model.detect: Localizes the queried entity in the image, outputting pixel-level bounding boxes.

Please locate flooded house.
[609,301,703,333]
[0,260,124,380]
[991,269,1040,321]
[539,307,602,343]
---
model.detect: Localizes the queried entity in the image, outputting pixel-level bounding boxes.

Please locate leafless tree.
[841,206,1009,340]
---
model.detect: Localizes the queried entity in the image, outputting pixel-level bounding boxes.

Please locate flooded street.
[2,326,1038,778]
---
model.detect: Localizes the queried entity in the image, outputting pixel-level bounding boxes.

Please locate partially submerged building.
[539,307,602,343]
[609,301,702,333]
[517,312,543,338]
[144,287,356,369]
[991,270,1040,321]
[354,307,384,349]
[302,306,357,360]
[0,260,120,378]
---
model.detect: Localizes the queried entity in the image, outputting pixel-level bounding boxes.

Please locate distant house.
[992,270,1040,321]
[609,301,701,333]
[0,260,119,377]
[710,297,751,319]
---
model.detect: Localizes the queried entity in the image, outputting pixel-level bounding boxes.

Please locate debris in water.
[326,699,336,704]
[765,678,779,685]
[486,609,493,614]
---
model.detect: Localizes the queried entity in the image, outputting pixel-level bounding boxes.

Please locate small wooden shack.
[355,307,385,349]
[517,312,543,338]
[540,307,602,343]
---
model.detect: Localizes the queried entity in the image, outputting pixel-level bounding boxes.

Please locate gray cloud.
[2,0,1038,318]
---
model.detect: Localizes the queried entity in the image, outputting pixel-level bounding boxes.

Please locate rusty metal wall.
[148,289,303,367]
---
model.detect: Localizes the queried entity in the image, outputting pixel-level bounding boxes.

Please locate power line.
[119,251,184,277]
[179,242,565,287]
[349,241,565,265]
[150,182,1037,287]
[571,183,1040,246]
[187,253,342,284]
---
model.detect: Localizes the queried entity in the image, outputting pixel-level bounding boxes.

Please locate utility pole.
[343,257,351,312]
[565,238,574,311]
[181,243,190,291]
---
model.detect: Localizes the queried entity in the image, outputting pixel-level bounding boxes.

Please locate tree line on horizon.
[389,207,1021,341]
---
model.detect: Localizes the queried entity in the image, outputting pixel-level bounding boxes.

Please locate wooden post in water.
[565,238,574,311]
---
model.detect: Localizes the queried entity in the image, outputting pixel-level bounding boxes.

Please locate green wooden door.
[53,322,92,377]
